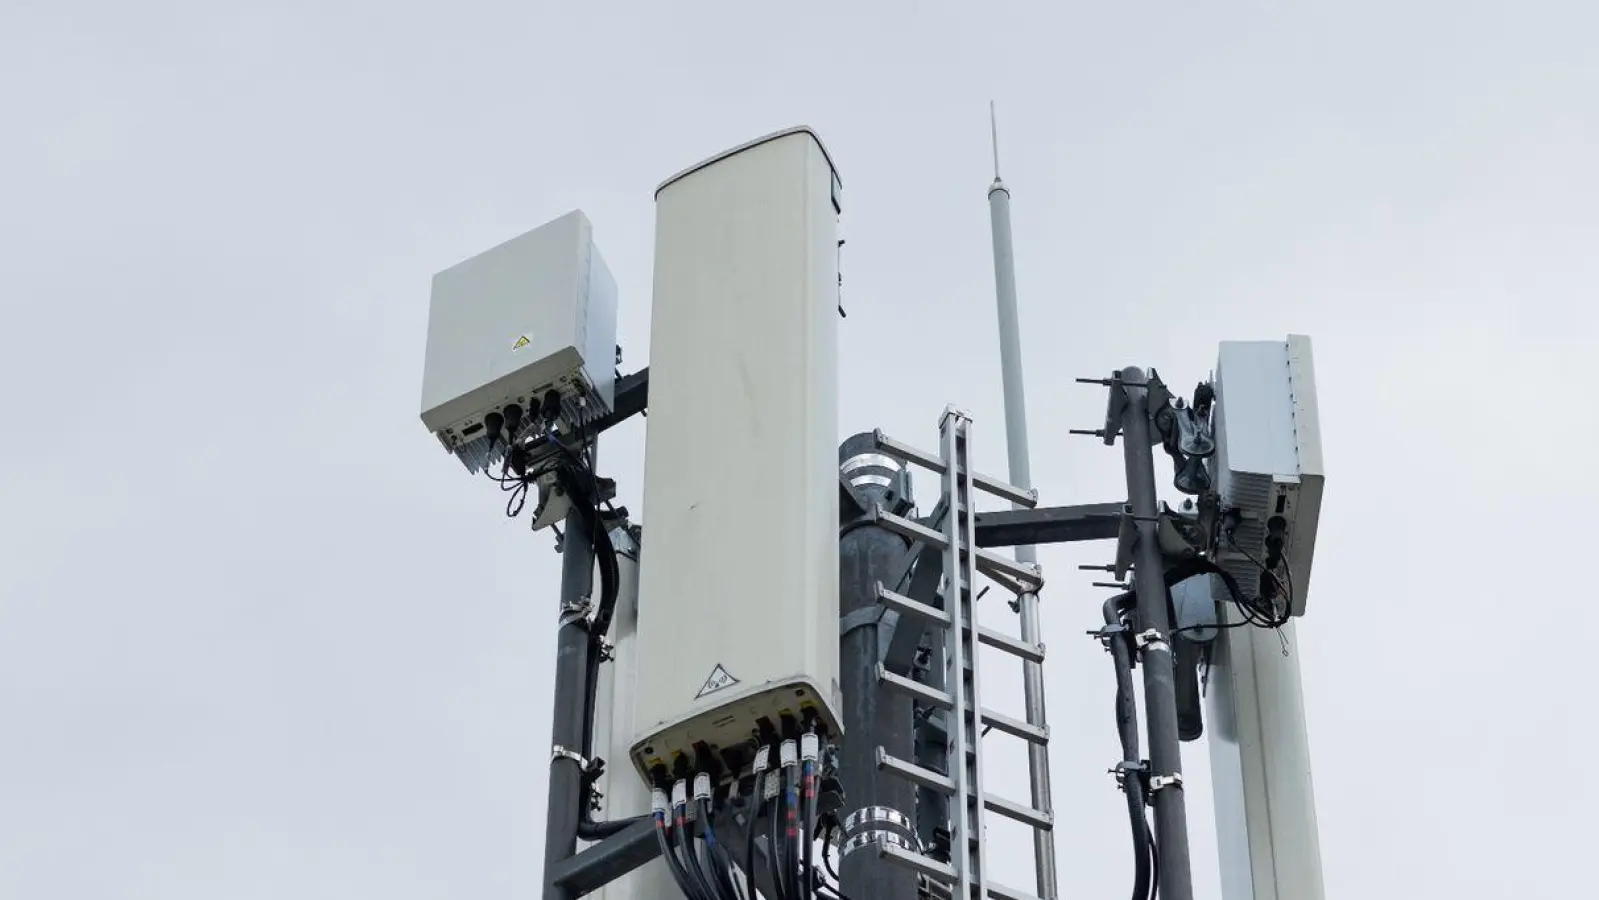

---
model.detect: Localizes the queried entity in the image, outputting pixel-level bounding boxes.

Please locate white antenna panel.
[629,128,844,784]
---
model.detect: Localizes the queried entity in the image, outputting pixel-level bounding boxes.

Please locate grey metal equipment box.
[420,210,618,472]
[1211,334,1325,617]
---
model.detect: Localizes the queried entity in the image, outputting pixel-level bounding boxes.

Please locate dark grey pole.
[838,433,920,900]
[543,505,596,900]
[1117,366,1194,900]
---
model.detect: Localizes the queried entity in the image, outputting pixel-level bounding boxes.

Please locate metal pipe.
[838,433,921,900]
[1118,366,1194,900]
[544,505,597,900]
[1103,597,1152,900]
[987,108,1059,899]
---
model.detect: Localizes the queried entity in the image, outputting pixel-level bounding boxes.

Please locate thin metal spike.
[990,101,1002,182]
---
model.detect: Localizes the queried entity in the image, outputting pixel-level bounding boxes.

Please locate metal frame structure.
[536,376,1223,900]
[427,120,1328,900]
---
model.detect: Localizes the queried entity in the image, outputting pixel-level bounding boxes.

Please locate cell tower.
[417,123,1328,900]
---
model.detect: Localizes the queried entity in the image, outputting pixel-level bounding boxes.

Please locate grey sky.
[2,2,1595,898]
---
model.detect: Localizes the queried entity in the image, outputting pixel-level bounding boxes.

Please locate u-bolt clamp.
[1149,772,1184,793]
[1135,628,1170,654]
[551,745,588,769]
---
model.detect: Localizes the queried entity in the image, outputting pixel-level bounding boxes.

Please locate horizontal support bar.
[873,510,1042,592]
[878,840,960,887]
[973,502,1125,547]
[986,876,1047,900]
[873,507,950,548]
[875,584,1046,664]
[880,840,1045,900]
[872,429,1039,508]
[974,547,1043,590]
[878,666,1048,745]
[977,625,1046,665]
[980,708,1049,745]
[983,791,1054,832]
[878,747,956,794]
[545,817,660,894]
[878,583,949,625]
[879,664,951,708]
[876,750,1053,831]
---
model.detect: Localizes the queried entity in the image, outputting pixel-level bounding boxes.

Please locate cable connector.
[780,739,798,769]
[671,779,688,810]
[753,745,771,775]
[693,773,712,801]
[800,733,820,763]
[651,788,669,816]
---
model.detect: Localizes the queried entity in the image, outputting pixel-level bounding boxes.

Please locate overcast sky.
[3,2,1596,899]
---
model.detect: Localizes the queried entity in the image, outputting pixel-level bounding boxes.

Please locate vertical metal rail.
[986,107,1058,898]
[868,417,1051,900]
[940,408,990,899]
[1117,368,1194,900]
[544,505,597,900]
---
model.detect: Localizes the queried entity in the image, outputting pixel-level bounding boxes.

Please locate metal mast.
[986,102,1059,900]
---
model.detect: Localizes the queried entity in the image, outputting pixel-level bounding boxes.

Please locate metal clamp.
[594,637,615,661]
[1150,772,1184,792]
[1088,623,1127,650]
[1135,628,1169,654]
[843,805,917,835]
[1108,760,1148,791]
[551,745,588,768]
[558,595,593,628]
[841,829,920,860]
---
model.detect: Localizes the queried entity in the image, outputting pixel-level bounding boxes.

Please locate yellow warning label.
[511,335,531,350]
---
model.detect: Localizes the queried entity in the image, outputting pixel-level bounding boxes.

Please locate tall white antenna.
[985,102,1060,900]
[990,100,1002,182]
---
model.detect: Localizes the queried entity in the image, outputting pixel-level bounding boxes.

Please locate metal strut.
[868,409,1053,900]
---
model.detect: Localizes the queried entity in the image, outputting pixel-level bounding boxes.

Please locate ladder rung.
[873,507,950,548]
[987,880,1046,900]
[878,840,1044,900]
[875,584,1046,664]
[979,708,1049,745]
[877,839,959,886]
[872,430,1040,509]
[977,627,1045,664]
[876,750,1053,831]
[878,747,956,794]
[974,549,1042,590]
[983,792,1053,832]
[879,664,951,708]
[873,508,1045,595]
[877,666,1048,746]
[877,583,949,625]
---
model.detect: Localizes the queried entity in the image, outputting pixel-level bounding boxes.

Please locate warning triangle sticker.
[511,335,531,350]
[695,663,739,699]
